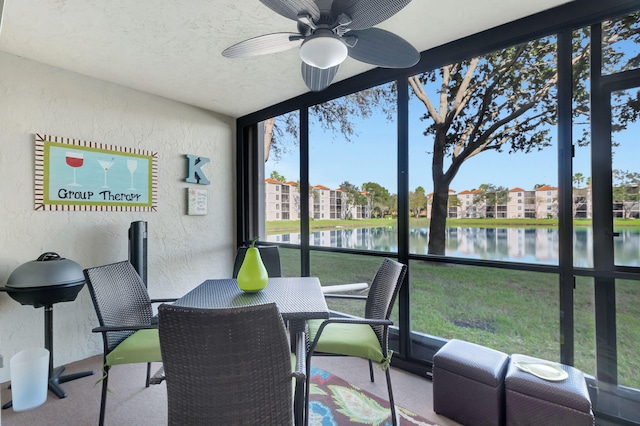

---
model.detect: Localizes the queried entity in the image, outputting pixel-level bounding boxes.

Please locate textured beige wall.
[0,52,235,383]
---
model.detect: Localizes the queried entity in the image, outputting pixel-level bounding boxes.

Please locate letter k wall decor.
[34,134,158,211]
[184,154,210,185]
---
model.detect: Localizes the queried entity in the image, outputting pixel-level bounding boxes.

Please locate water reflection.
[267,226,640,267]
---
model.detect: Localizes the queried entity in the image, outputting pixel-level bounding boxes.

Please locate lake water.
[267,226,640,267]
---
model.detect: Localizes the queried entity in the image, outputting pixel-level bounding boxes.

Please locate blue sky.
[266,97,637,195]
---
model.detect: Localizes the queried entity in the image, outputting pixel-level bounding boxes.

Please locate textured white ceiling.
[0,0,573,118]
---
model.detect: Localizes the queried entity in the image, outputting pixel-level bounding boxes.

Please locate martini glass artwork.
[65,152,84,187]
[97,158,115,188]
[127,160,137,190]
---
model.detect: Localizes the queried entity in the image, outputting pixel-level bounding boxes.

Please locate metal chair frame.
[305,258,407,426]
[158,302,306,425]
[84,260,175,426]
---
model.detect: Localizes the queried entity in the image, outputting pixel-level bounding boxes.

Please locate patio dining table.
[173,276,330,337]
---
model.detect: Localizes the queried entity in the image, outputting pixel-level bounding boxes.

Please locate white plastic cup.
[10,348,49,411]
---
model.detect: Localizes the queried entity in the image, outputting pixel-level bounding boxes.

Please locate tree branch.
[408,75,442,124]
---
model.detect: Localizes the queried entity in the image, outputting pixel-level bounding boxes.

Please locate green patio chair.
[305,257,407,426]
[83,260,176,426]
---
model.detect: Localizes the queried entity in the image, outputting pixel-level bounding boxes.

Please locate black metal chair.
[83,260,176,426]
[232,244,282,278]
[158,302,306,425]
[305,258,407,426]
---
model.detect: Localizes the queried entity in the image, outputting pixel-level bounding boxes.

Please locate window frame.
[236,2,640,423]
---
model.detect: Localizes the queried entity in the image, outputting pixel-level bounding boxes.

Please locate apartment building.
[265,179,374,221]
[454,185,560,219]
[537,185,560,218]
[456,189,484,218]
[264,178,300,221]
[266,178,640,221]
[507,187,533,218]
[312,185,331,220]
[427,185,563,219]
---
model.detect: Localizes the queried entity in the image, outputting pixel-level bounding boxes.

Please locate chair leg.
[304,356,312,426]
[369,359,375,382]
[385,368,397,426]
[146,362,151,388]
[99,365,110,426]
[295,377,305,426]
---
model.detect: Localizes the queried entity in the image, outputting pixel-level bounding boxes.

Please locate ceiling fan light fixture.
[300,30,348,70]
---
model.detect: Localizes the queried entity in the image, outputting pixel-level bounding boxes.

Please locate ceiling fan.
[222,0,420,92]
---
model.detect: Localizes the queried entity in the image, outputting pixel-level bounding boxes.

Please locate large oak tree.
[265,14,640,255]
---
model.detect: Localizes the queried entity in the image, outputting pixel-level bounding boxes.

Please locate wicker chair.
[305,258,407,426]
[232,244,282,278]
[83,261,176,426]
[158,302,306,426]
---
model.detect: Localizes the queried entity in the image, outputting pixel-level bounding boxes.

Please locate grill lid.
[6,252,84,289]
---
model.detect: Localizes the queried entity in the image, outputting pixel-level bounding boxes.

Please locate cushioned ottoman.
[433,339,510,426]
[505,354,594,426]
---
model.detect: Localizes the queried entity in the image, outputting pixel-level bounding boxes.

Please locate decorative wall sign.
[35,134,158,211]
[185,154,210,185]
[187,188,208,215]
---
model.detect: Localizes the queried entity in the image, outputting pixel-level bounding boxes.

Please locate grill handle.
[37,252,62,261]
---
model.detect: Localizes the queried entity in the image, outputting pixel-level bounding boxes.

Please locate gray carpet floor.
[0,354,459,425]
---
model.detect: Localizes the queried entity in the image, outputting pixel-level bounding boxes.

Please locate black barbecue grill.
[0,252,93,409]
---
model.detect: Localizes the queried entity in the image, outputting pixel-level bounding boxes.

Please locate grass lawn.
[266,217,640,234]
[278,247,640,389]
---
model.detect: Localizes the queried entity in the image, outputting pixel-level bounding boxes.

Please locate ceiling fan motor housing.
[300,29,348,69]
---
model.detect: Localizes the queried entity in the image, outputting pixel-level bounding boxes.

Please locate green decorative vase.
[237,239,268,292]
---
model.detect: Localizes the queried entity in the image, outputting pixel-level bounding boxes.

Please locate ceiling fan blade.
[331,0,412,31]
[259,0,320,22]
[222,33,303,58]
[301,62,339,92]
[347,28,419,68]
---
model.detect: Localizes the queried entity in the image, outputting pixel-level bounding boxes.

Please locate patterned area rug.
[308,366,438,426]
